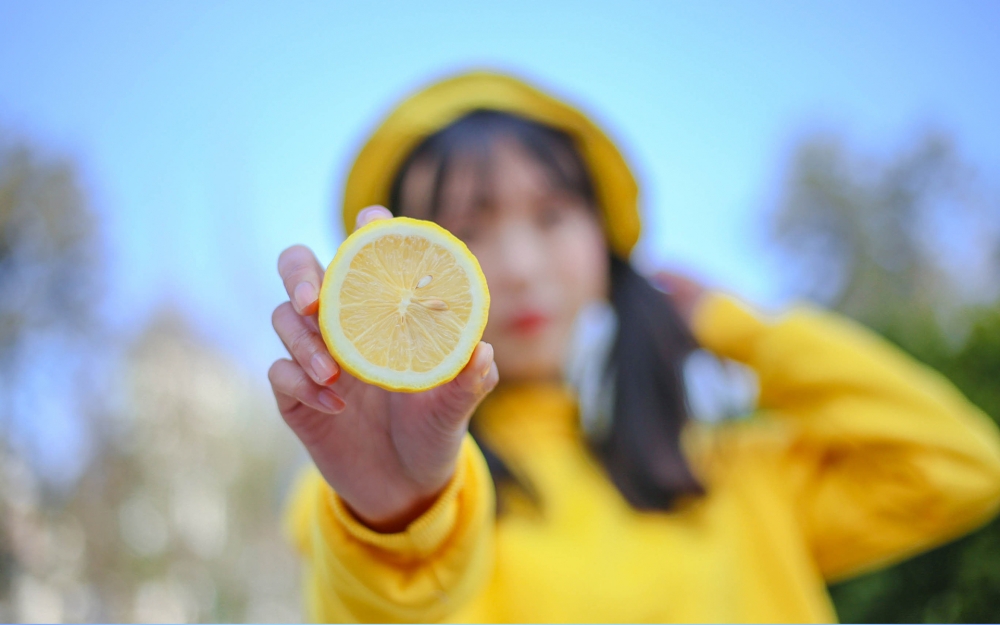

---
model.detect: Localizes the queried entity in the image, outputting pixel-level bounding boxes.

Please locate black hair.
[387,110,703,511]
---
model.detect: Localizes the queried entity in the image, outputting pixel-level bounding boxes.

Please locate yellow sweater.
[285,294,1000,623]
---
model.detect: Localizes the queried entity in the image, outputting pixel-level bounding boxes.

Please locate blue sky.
[2,0,999,380]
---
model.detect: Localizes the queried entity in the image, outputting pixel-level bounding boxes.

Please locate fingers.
[272,301,340,385]
[278,245,325,316]
[651,270,708,326]
[268,358,346,419]
[277,207,390,317]
[355,205,393,232]
[417,342,497,436]
[438,342,499,415]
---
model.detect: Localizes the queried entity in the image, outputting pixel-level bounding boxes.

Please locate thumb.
[431,342,499,427]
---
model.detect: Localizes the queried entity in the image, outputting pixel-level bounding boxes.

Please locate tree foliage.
[0,131,304,622]
[0,131,99,361]
[768,131,1000,623]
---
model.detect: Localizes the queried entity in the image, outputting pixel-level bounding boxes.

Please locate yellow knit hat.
[341,70,641,258]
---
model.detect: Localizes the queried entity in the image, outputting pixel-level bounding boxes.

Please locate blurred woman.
[269,71,1000,622]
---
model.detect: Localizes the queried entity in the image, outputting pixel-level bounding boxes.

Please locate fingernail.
[318,389,345,413]
[294,282,317,313]
[357,205,390,228]
[357,207,379,228]
[312,353,337,384]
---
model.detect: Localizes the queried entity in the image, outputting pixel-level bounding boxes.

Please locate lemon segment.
[318,217,490,392]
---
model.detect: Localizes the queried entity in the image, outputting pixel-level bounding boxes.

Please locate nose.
[491,220,546,293]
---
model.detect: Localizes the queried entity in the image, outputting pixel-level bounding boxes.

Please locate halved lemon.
[318,217,490,392]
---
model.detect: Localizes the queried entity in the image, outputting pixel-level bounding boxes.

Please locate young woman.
[269,71,1000,622]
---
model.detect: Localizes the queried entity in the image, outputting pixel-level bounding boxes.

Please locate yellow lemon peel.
[318,217,490,392]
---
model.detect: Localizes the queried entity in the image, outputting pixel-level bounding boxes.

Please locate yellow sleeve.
[283,435,495,623]
[692,293,1000,581]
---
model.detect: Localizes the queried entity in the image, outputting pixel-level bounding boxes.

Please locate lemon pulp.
[319,217,490,392]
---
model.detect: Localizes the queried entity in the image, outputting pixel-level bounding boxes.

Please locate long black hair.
[387,110,703,511]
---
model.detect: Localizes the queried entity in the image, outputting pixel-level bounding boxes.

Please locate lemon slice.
[318,217,490,392]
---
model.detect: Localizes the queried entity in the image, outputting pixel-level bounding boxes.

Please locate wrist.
[342,468,456,533]
[321,443,479,559]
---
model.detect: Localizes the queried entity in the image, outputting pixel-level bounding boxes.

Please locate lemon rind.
[318,217,490,393]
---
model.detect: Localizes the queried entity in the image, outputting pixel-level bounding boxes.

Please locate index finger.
[355,205,393,232]
[278,245,325,316]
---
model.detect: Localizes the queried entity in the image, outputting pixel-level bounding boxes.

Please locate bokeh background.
[2,1,1000,622]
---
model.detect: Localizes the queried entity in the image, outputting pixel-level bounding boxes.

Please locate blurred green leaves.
[769,131,1000,623]
[0,131,100,359]
[0,131,303,622]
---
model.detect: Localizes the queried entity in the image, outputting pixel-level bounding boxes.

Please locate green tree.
[0,130,100,360]
[0,128,105,621]
[0,129,104,483]
[0,130,304,622]
[767,131,1000,623]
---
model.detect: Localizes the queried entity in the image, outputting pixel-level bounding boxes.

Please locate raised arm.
[692,293,1000,581]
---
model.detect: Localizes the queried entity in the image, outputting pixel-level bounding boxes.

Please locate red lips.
[507,311,550,335]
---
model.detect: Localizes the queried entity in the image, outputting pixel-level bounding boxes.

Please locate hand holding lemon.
[269,206,497,532]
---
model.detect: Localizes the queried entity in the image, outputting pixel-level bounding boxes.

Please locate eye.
[456,225,478,243]
[439,204,483,243]
[451,213,484,243]
[537,204,566,229]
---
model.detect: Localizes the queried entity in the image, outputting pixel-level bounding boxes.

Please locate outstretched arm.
[271,206,498,621]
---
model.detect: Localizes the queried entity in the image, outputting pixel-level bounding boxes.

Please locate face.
[398,138,610,383]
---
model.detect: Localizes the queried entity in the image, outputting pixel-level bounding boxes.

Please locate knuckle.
[287,325,318,358]
[485,369,500,392]
[290,372,313,399]
[271,301,295,332]
[271,359,309,398]
[454,372,477,395]
[278,243,307,263]
[442,375,479,409]
[268,359,292,389]
[278,245,312,277]
[267,361,282,385]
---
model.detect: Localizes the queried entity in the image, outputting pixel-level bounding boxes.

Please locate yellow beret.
[341,70,641,258]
